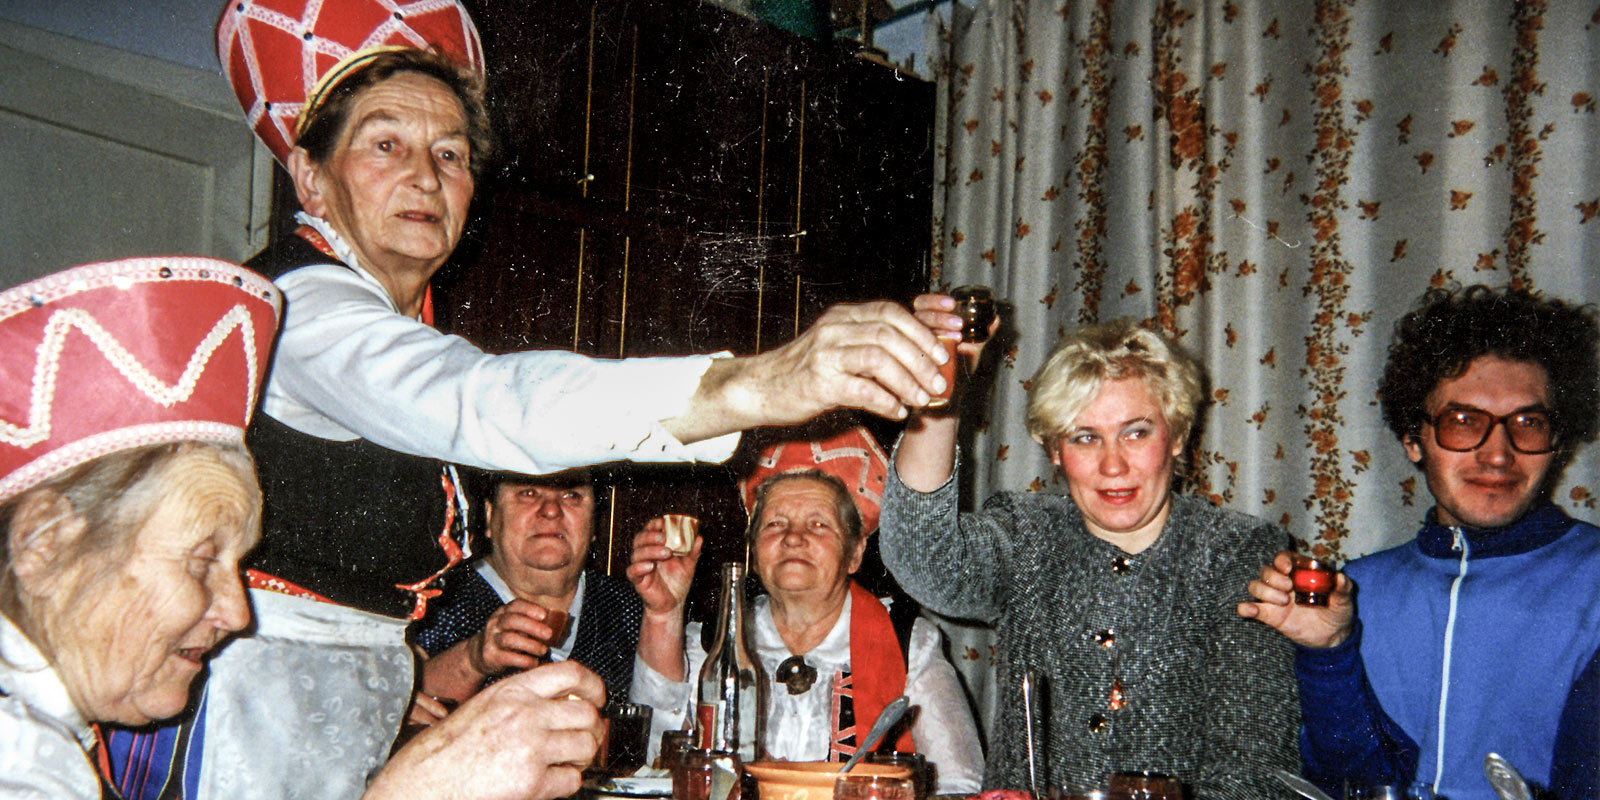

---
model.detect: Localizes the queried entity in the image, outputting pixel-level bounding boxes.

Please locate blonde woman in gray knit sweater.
[881,316,1298,800]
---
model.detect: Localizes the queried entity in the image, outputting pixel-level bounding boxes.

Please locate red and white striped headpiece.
[740,424,890,535]
[0,258,281,503]
[217,0,485,165]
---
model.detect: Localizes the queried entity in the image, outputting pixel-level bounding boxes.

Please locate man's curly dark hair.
[1378,284,1600,449]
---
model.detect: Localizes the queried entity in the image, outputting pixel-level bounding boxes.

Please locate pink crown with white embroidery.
[0,258,281,503]
[740,423,890,535]
[216,0,485,165]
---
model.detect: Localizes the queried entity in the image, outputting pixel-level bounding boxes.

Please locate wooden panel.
[434,0,932,618]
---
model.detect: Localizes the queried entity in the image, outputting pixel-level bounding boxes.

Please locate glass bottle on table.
[696,561,768,762]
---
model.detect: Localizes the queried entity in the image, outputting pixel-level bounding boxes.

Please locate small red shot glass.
[1292,555,1338,607]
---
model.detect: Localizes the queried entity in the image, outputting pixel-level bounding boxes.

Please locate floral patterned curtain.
[930,0,1600,563]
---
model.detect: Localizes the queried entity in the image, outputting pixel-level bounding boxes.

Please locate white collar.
[0,615,94,749]
[293,211,403,315]
[753,592,853,670]
[473,561,584,658]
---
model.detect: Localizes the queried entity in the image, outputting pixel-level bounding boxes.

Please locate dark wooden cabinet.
[428,1,932,611]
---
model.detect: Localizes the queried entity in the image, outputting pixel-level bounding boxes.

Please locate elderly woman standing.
[111,3,954,799]
[629,425,983,794]
[881,316,1298,798]
[0,258,605,800]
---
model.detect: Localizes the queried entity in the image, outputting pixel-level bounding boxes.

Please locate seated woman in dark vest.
[410,469,646,712]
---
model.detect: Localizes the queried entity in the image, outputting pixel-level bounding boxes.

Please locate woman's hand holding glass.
[895,292,1003,492]
[911,291,1001,408]
[626,516,703,617]
[627,517,704,683]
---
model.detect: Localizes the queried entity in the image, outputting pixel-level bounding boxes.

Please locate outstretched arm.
[664,296,964,444]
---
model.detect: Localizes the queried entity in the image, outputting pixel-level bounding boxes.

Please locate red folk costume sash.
[847,581,915,753]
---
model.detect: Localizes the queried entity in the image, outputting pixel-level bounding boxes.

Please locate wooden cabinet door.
[436,0,932,609]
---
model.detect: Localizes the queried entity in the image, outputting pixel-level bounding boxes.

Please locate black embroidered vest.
[243,236,452,618]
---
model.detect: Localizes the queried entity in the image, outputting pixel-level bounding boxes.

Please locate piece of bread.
[662,514,699,556]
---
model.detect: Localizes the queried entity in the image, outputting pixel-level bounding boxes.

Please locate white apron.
[196,589,413,800]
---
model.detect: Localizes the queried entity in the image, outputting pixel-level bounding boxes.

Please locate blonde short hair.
[1026,319,1204,448]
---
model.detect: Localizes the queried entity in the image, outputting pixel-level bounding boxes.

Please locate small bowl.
[744,761,913,800]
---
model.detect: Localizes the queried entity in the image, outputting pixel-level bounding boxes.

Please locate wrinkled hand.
[912,293,1000,399]
[732,298,951,421]
[467,599,561,678]
[1236,549,1356,649]
[627,517,701,616]
[404,689,452,728]
[367,660,606,800]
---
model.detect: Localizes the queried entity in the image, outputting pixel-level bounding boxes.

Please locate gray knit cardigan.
[880,463,1299,800]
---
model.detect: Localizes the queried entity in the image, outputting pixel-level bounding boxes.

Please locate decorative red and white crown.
[740,424,890,535]
[217,0,485,165]
[0,258,281,503]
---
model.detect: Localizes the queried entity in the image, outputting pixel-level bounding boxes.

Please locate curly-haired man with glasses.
[1239,285,1600,800]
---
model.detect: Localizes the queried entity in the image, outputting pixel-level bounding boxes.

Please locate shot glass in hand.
[925,335,961,409]
[540,607,570,646]
[926,285,997,410]
[1291,554,1338,607]
[951,285,996,344]
[662,514,700,557]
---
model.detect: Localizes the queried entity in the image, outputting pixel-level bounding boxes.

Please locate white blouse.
[262,212,741,474]
[0,616,100,800]
[632,593,984,794]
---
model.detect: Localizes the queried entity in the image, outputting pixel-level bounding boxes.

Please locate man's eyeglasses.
[1421,407,1559,454]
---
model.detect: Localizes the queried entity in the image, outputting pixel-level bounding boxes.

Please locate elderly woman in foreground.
[628,425,983,794]
[0,258,603,800]
[881,315,1298,798]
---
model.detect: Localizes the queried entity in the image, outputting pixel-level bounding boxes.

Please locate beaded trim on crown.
[216,0,485,165]
[0,257,281,503]
[739,424,890,534]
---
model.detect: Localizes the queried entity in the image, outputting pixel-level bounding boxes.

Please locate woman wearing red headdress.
[627,425,983,794]
[98,2,960,798]
[0,259,604,800]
